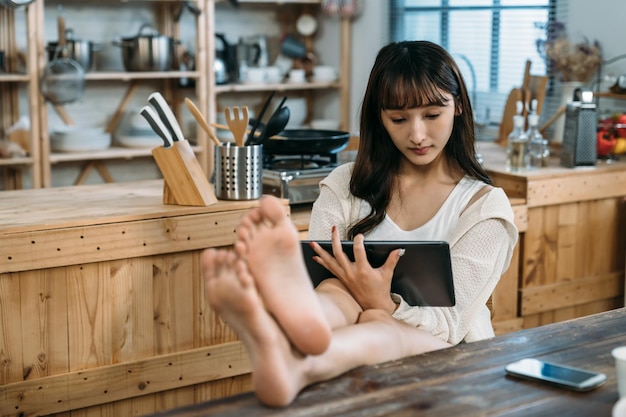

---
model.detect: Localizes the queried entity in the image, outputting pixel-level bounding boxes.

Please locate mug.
[265,66,282,83]
[313,65,337,81]
[245,67,266,84]
[288,68,306,83]
[280,35,307,59]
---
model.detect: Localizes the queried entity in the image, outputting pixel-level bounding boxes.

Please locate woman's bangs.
[379,70,449,110]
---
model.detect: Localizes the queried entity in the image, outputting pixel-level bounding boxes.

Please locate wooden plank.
[1,210,246,274]
[521,297,624,329]
[109,256,156,415]
[526,169,626,207]
[492,317,523,335]
[0,272,23,385]
[67,263,113,371]
[520,271,624,315]
[491,238,521,323]
[2,342,250,416]
[0,181,260,234]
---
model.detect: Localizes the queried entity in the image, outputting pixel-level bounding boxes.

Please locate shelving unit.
[207,0,351,132]
[0,0,351,190]
[37,0,210,187]
[0,1,41,189]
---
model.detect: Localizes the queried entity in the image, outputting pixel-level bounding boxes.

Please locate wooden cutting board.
[497,87,522,145]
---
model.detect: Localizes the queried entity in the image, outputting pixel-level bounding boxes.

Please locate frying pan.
[263,129,350,155]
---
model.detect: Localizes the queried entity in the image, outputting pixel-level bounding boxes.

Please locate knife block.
[151,140,217,206]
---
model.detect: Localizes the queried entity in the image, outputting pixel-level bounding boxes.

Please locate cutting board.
[497,87,523,145]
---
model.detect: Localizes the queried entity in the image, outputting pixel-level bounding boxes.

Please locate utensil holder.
[214,143,263,200]
[152,140,217,206]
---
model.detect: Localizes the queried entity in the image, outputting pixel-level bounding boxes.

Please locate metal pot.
[47,30,102,71]
[263,129,350,155]
[113,24,178,72]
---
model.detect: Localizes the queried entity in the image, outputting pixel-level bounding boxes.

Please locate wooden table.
[147,308,626,417]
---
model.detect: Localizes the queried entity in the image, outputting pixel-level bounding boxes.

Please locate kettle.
[215,33,235,84]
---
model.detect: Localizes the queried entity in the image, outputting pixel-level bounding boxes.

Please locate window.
[389,0,564,136]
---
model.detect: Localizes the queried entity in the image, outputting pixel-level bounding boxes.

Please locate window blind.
[389,0,569,140]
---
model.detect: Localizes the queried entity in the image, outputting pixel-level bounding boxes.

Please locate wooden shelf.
[0,156,34,166]
[595,91,626,100]
[48,145,202,163]
[215,80,340,93]
[84,70,201,81]
[0,73,30,82]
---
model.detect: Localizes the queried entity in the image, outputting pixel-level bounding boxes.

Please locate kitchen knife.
[140,105,173,148]
[148,92,186,142]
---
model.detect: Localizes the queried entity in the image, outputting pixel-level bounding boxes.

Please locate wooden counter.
[148,308,626,417]
[0,181,287,416]
[477,142,626,330]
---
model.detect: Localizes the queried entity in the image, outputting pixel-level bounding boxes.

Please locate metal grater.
[560,91,597,167]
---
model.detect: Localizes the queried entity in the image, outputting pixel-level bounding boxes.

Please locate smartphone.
[505,358,607,391]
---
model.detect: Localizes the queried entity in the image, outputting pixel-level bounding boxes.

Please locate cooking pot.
[113,24,179,72]
[263,129,350,155]
[47,30,102,71]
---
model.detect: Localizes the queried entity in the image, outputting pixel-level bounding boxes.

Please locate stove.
[262,154,337,204]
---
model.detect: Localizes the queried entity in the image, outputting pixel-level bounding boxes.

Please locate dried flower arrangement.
[544,30,602,83]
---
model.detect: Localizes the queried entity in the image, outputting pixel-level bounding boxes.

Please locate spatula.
[224,106,249,147]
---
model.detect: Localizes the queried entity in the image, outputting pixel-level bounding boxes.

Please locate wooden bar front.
[0,181,275,416]
[478,142,626,329]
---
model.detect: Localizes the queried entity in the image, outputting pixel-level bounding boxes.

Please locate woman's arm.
[392,216,516,344]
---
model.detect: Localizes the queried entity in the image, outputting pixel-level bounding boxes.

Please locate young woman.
[202,40,518,407]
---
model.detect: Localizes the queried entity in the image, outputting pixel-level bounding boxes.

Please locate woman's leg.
[233,196,362,354]
[202,248,449,407]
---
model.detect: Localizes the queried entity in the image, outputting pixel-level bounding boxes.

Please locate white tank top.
[365,176,487,241]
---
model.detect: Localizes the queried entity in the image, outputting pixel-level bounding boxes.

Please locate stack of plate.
[114,111,164,148]
[50,126,111,152]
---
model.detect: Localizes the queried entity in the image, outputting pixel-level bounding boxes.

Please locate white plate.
[115,134,163,148]
[51,136,111,152]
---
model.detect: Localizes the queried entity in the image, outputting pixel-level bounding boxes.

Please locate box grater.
[560,91,597,167]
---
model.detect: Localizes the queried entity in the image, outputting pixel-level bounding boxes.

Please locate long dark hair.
[348,40,490,239]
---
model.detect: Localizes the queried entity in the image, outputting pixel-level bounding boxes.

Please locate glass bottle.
[506,113,529,172]
[527,113,549,168]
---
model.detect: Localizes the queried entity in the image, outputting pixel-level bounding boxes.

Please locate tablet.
[300,240,455,307]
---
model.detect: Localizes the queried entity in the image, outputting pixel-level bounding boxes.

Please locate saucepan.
[113,24,179,72]
[47,29,103,71]
[263,129,350,155]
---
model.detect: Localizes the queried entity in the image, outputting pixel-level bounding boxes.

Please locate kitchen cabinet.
[0,1,41,189]
[477,141,626,330]
[0,180,269,415]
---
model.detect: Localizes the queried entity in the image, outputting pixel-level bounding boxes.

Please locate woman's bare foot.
[202,248,307,407]
[234,196,331,356]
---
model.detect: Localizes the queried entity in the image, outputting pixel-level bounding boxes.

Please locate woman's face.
[380,92,458,168]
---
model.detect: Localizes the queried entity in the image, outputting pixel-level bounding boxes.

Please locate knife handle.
[148,92,185,142]
[141,106,173,148]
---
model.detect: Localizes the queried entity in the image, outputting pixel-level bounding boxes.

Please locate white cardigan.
[308,163,518,344]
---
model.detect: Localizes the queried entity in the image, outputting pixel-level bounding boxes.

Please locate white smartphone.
[505,358,607,392]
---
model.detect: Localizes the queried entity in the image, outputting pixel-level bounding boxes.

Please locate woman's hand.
[309,227,402,314]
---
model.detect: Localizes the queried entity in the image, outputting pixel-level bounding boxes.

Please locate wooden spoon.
[184,97,221,146]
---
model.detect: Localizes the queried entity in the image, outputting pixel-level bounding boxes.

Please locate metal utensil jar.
[214,143,263,200]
